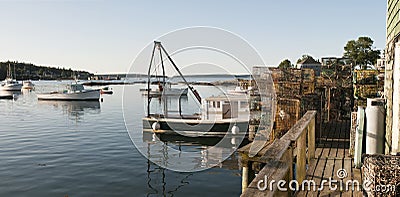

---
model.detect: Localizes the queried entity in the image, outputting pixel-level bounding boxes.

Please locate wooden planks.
[295,121,362,197]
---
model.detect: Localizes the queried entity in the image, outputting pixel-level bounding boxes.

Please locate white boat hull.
[0,91,14,99]
[0,84,22,91]
[141,88,188,96]
[143,117,249,137]
[37,90,100,101]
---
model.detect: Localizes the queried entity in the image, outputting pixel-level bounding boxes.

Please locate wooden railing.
[238,110,317,196]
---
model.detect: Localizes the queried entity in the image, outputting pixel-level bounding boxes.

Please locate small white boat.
[0,64,22,91]
[0,91,14,99]
[141,87,188,97]
[227,86,252,95]
[100,86,113,94]
[22,80,35,90]
[37,83,100,101]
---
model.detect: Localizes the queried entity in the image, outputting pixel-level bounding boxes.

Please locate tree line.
[0,61,93,80]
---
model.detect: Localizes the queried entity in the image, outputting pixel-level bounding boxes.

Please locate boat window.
[212,101,216,108]
[240,101,249,109]
[216,101,220,108]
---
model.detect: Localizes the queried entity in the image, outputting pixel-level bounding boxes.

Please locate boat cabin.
[67,84,85,92]
[201,95,250,121]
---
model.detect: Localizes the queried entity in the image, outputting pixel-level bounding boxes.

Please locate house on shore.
[296,56,322,76]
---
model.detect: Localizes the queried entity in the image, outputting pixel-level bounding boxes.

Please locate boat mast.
[158,44,168,118]
[7,63,11,79]
[147,43,157,117]
[156,42,202,104]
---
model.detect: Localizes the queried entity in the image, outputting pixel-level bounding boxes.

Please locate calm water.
[0,81,242,197]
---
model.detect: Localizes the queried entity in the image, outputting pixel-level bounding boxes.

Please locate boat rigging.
[146,41,202,117]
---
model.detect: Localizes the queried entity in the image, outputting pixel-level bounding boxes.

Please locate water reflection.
[38,100,101,121]
[142,133,244,196]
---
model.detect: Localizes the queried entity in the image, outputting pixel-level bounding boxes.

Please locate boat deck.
[296,121,362,197]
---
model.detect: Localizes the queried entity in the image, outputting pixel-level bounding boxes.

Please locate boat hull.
[0,91,14,99]
[0,84,22,91]
[141,88,188,97]
[142,117,249,137]
[37,90,100,101]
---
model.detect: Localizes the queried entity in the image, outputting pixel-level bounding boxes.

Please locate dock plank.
[341,158,353,197]
[318,158,335,196]
[294,121,357,197]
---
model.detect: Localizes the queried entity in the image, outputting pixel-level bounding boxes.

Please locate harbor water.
[0,81,242,196]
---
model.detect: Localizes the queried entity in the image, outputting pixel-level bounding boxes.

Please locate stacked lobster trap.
[362,154,400,196]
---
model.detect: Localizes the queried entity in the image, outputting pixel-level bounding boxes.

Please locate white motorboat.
[0,91,14,99]
[37,83,100,101]
[0,64,22,91]
[100,86,113,94]
[22,80,35,90]
[141,87,188,97]
[227,86,252,95]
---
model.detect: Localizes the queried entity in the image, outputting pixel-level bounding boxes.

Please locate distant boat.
[0,64,22,91]
[100,86,113,94]
[22,80,35,90]
[37,83,100,101]
[141,87,188,97]
[227,86,252,95]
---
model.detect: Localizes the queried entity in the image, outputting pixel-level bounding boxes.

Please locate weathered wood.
[307,117,316,163]
[240,111,317,196]
[296,130,307,184]
[259,139,291,162]
[318,158,335,196]
[240,161,289,197]
[315,148,323,159]
[293,121,362,197]
[342,158,353,197]
[242,166,249,193]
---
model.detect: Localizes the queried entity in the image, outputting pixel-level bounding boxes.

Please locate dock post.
[308,117,316,161]
[242,165,249,192]
[296,131,306,183]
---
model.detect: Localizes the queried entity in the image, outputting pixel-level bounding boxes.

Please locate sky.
[0,1,386,74]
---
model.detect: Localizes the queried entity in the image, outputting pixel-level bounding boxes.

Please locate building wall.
[386,0,400,154]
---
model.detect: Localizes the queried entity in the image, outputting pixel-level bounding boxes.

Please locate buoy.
[152,133,157,142]
[231,137,237,145]
[152,122,160,130]
[231,124,239,135]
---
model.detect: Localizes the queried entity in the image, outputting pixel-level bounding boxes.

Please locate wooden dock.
[296,121,362,197]
[239,112,362,197]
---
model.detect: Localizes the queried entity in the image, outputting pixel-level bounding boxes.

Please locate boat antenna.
[155,41,202,104]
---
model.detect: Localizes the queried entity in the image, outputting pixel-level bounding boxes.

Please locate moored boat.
[100,86,113,94]
[0,64,22,91]
[141,87,188,97]
[22,80,35,90]
[0,91,14,99]
[37,83,100,101]
[142,41,250,137]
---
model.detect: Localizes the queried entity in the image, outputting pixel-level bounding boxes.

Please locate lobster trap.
[362,154,400,197]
